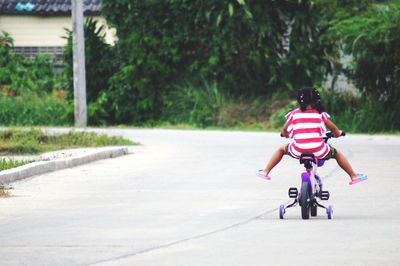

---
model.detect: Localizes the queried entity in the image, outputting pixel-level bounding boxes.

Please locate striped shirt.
[285,108,330,159]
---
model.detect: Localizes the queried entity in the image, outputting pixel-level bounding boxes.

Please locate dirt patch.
[0,185,11,198]
[217,99,288,128]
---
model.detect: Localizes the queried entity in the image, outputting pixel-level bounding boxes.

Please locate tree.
[63,18,117,124]
[330,1,400,107]
[100,0,338,124]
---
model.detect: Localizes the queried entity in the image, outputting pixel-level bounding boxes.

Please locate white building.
[0,0,115,66]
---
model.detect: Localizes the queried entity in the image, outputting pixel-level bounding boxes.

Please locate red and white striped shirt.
[285,108,330,159]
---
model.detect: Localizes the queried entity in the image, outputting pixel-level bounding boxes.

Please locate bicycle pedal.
[320,190,330,200]
[288,187,298,198]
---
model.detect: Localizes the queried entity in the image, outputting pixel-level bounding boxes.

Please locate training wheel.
[327,205,333,219]
[279,204,285,219]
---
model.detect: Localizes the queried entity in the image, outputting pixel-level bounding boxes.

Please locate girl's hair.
[297,87,324,113]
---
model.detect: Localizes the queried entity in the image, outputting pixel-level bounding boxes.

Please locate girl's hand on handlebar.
[333,129,342,138]
[334,130,346,138]
[324,131,345,141]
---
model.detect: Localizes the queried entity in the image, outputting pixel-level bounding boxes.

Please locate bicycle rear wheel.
[300,182,310,219]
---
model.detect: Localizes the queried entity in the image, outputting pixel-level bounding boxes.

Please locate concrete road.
[0,129,399,266]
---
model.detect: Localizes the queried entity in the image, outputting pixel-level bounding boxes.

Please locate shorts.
[284,144,336,160]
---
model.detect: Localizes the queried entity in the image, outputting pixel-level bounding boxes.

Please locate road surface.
[0,129,399,266]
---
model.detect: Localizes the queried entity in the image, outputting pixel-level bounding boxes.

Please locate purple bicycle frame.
[301,159,325,193]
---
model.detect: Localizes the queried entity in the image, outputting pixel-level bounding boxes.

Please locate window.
[13,46,65,67]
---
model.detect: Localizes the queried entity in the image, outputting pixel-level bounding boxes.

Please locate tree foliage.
[58,0,399,129]
[0,32,70,126]
[329,1,400,107]
[0,31,59,95]
[63,18,117,124]
[100,0,337,124]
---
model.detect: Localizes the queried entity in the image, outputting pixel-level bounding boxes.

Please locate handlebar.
[280,131,346,140]
[323,131,346,142]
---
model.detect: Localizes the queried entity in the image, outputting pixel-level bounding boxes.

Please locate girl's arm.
[325,119,342,138]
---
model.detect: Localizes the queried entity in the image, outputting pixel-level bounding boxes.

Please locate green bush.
[0,93,71,126]
[63,18,117,125]
[101,0,338,124]
[0,31,70,126]
[330,1,400,108]
[259,88,399,133]
[162,81,224,127]
[320,89,400,133]
[321,0,400,131]
[0,31,65,95]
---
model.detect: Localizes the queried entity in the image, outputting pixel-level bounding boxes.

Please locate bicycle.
[278,131,344,220]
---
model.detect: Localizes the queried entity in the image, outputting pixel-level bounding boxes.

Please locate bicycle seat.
[300,153,316,163]
[300,153,317,169]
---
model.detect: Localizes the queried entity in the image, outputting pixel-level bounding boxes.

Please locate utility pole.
[71,0,87,127]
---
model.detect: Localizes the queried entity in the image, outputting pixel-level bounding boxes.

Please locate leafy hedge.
[0,32,64,95]
[63,18,117,125]
[0,31,70,126]
[330,1,400,108]
[1,1,398,131]
[0,93,70,126]
[100,0,337,124]
[61,0,397,130]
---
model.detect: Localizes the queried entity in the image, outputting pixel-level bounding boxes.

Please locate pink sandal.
[349,174,367,185]
[257,170,271,180]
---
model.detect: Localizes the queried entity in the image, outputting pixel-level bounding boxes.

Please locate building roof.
[0,0,101,15]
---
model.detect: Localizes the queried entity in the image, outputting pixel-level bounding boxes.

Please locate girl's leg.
[334,149,358,180]
[262,144,287,176]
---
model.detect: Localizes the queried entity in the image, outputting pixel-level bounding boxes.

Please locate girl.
[258,87,367,185]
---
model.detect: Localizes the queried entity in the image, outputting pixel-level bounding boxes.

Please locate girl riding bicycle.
[258,87,367,185]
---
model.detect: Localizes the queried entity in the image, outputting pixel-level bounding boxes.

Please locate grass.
[0,158,33,170]
[0,128,136,156]
[320,89,400,133]
[161,82,399,133]
[0,159,30,197]
[0,93,71,126]
[0,129,136,197]
[162,81,224,127]
[0,159,33,197]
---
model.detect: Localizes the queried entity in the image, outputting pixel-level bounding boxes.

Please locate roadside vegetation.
[0,158,32,170]
[0,158,32,196]
[0,1,398,133]
[0,128,135,155]
[0,129,135,195]
[0,158,32,197]
[0,32,71,126]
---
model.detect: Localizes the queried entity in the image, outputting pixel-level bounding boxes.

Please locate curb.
[0,147,129,184]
